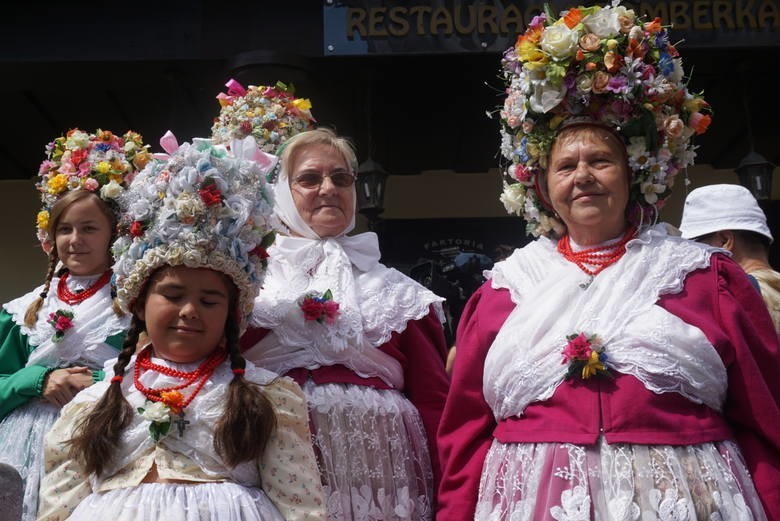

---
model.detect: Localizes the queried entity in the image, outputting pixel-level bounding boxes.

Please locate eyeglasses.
[293,170,355,189]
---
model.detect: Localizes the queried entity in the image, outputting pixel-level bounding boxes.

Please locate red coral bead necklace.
[557,225,637,277]
[57,270,112,305]
[133,344,227,409]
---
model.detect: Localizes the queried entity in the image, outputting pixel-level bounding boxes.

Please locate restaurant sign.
[324,0,780,55]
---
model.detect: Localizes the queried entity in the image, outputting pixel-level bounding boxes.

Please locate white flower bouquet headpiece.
[111,134,277,328]
[35,128,152,244]
[498,1,712,237]
[211,79,316,154]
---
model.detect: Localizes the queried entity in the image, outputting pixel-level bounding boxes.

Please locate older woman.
[241,128,450,521]
[437,4,780,521]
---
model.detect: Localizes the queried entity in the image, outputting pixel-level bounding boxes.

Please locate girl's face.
[138,266,232,363]
[54,196,113,276]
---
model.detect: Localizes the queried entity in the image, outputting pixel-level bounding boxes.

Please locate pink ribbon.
[152,130,180,160]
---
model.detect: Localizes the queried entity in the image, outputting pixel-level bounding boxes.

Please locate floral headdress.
[498,1,712,237]
[211,79,316,154]
[111,135,277,328]
[35,128,152,244]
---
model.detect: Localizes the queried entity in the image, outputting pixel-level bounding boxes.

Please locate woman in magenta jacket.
[437,4,779,520]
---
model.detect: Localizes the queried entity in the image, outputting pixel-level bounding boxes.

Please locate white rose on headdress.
[174,193,205,223]
[100,180,124,200]
[129,198,155,223]
[541,23,580,60]
[500,182,526,216]
[583,7,621,38]
[576,74,594,94]
[529,82,567,114]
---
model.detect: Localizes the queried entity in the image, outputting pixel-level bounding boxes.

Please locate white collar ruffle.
[484,224,727,420]
[247,234,444,387]
[2,275,128,369]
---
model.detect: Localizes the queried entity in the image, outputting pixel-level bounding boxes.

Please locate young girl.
[38,135,325,520]
[0,129,149,521]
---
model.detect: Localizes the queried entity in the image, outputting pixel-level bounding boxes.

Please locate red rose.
[250,246,270,259]
[198,184,222,207]
[129,221,144,237]
[300,299,324,321]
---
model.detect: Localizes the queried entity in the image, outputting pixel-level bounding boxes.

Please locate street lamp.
[736,149,775,201]
[356,158,389,230]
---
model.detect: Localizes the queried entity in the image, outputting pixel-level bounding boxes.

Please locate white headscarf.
[246,156,444,387]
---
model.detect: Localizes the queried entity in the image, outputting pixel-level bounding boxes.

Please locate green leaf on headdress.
[622,108,658,152]
[260,231,276,249]
[322,289,333,301]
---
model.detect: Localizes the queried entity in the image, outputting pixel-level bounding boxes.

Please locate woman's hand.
[42,367,93,408]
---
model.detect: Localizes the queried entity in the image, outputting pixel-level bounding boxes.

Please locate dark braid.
[67,315,143,476]
[214,314,277,466]
[23,254,60,327]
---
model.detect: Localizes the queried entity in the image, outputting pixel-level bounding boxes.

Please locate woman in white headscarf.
[241,128,450,521]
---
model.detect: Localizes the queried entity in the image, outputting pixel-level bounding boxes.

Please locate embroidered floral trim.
[561,332,611,380]
[47,309,74,342]
[137,390,185,442]
[300,289,340,324]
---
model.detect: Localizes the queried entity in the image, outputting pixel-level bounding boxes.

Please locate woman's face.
[289,143,355,238]
[546,126,630,244]
[138,266,231,363]
[54,196,113,276]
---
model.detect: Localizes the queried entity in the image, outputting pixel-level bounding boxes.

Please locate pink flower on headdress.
[688,112,712,135]
[84,178,99,191]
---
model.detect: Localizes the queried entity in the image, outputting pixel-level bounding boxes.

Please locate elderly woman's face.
[546,126,630,242]
[289,143,355,238]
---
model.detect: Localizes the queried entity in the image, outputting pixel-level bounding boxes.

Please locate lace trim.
[3,279,128,368]
[483,224,727,419]
[477,438,768,521]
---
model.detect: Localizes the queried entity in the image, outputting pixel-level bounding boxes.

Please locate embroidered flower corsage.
[300,289,340,324]
[561,333,611,380]
[47,309,74,342]
[138,390,185,441]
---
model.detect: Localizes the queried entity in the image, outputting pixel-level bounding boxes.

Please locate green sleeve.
[0,309,50,419]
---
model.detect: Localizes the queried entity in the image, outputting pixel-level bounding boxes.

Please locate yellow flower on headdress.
[96,161,111,174]
[293,98,312,111]
[47,173,69,194]
[36,210,49,230]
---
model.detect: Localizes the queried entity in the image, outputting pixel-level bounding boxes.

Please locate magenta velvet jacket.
[436,253,780,521]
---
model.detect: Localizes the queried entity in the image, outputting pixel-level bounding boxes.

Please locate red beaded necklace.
[557,226,637,276]
[57,270,112,305]
[133,345,227,410]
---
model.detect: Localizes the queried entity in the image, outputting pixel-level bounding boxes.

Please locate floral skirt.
[302,380,434,521]
[68,482,284,521]
[476,437,767,521]
[0,398,59,521]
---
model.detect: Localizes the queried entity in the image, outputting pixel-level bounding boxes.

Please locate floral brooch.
[300,289,340,325]
[561,332,611,380]
[47,309,74,342]
[138,390,187,441]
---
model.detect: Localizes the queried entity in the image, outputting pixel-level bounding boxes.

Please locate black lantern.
[356,158,389,229]
[736,150,775,201]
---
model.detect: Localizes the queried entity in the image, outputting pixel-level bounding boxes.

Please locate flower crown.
[498,1,712,237]
[111,135,277,328]
[35,128,152,244]
[211,79,316,154]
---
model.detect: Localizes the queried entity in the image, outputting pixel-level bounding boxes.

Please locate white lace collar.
[247,238,444,387]
[2,277,128,368]
[484,224,727,419]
